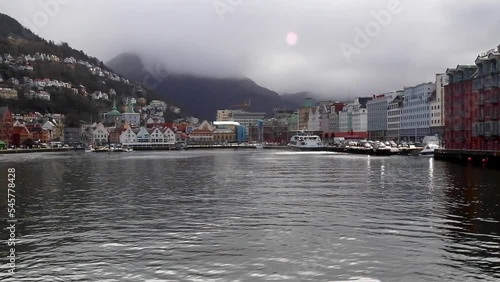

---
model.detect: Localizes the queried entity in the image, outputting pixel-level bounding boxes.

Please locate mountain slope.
[107,53,300,120]
[0,13,182,124]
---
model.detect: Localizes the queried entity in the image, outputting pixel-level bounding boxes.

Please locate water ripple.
[0,151,499,281]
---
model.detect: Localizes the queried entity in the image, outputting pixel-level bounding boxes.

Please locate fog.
[3,0,500,98]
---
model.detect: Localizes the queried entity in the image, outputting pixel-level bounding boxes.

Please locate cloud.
[2,0,500,99]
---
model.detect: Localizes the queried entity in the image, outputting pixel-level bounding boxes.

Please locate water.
[0,150,499,281]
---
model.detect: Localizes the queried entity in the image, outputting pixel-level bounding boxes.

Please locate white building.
[430,73,448,138]
[400,82,436,142]
[307,106,321,131]
[338,97,372,137]
[120,127,176,147]
[120,128,137,144]
[92,123,109,145]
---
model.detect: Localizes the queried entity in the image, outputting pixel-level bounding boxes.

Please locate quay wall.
[434,149,500,168]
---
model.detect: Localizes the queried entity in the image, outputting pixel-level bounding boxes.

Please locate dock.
[0,148,79,154]
[434,149,500,168]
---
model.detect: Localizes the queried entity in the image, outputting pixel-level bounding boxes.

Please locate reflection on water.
[0,150,499,281]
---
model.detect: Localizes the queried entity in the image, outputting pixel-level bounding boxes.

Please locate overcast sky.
[2,0,500,98]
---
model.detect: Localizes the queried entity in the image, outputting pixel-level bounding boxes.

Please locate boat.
[84,146,95,153]
[419,143,440,157]
[287,130,326,151]
[94,146,110,153]
[254,143,264,149]
[419,135,442,157]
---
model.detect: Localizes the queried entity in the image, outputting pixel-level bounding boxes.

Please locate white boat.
[419,143,440,157]
[84,146,95,153]
[419,135,442,157]
[287,130,325,151]
[124,147,133,152]
[254,143,264,149]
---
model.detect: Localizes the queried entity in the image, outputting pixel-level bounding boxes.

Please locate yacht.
[419,143,440,157]
[419,136,441,157]
[84,146,95,153]
[287,130,325,151]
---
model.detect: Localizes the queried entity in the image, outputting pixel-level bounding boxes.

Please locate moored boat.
[419,143,440,157]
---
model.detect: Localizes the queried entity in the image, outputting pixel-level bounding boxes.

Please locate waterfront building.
[213,127,235,143]
[444,65,478,149]
[337,97,371,139]
[387,95,404,141]
[63,127,82,144]
[471,46,500,150]
[307,106,321,131]
[163,128,176,144]
[430,74,448,138]
[400,82,436,142]
[11,124,33,146]
[120,128,137,144]
[0,107,13,144]
[92,123,109,146]
[319,102,344,141]
[367,91,402,140]
[213,121,246,143]
[248,118,289,143]
[107,127,122,144]
[216,109,265,136]
[136,127,151,143]
[189,120,214,144]
[297,98,315,130]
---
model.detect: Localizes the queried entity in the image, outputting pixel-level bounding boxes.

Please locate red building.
[444,65,478,150]
[444,45,500,151]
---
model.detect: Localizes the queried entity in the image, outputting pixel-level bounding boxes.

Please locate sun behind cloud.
[286,32,298,46]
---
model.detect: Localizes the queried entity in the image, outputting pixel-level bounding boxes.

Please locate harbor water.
[0,150,499,281]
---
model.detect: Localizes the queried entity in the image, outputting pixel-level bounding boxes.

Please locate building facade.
[367,91,402,140]
[400,82,436,142]
[387,95,404,140]
[337,97,371,139]
[430,73,448,138]
[471,46,500,150]
[444,65,478,149]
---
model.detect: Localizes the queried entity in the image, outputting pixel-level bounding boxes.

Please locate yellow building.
[212,127,235,143]
[0,88,18,99]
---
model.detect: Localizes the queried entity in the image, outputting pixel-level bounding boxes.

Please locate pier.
[434,149,500,168]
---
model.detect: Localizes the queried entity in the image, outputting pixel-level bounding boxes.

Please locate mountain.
[107,53,300,120]
[0,13,182,125]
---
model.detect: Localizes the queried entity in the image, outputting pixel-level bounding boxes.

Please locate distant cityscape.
[1,44,499,151]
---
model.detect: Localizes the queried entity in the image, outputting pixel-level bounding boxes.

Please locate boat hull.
[287,146,327,151]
